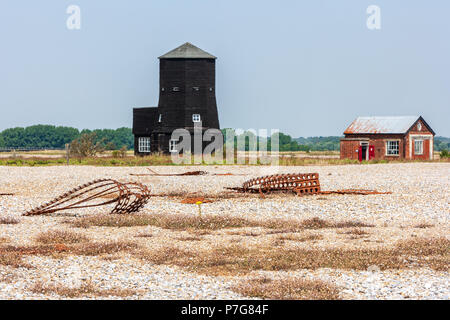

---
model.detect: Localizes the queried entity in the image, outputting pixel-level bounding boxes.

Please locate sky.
[0,0,449,137]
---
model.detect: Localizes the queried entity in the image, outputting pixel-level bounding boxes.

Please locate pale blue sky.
[0,0,449,136]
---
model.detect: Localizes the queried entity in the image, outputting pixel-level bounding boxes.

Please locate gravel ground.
[0,163,449,299]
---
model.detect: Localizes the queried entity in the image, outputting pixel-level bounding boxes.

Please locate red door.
[358,146,363,162]
[369,145,375,160]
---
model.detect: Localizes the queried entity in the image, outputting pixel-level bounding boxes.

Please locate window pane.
[192,114,201,122]
[138,137,151,152]
[414,140,423,155]
[386,141,399,155]
[169,139,178,152]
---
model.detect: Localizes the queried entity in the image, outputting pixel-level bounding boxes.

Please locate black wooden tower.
[133,42,220,154]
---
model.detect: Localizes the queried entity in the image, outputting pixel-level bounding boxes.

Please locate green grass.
[0,154,447,167]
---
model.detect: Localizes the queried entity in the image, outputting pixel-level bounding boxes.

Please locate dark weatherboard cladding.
[132,42,220,154]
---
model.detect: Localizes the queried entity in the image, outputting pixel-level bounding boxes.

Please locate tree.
[70,132,105,161]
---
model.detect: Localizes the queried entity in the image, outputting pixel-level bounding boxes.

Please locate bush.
[111,146,127,158]
[440,150,449,158]
[70,132,105,162]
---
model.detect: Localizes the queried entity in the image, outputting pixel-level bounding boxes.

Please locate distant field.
[0,150,447,166]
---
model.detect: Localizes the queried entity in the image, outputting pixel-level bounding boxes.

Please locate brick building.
[340,116,435,161]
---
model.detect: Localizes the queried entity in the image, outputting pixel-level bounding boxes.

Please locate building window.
[169,139,178,153]
[193,87,200,91]
[192,114,201,122]
[209,87,213,92]
[138,137,151,153]
[386,140,399,156]
[161,87,165,92]
[158,114,162,123]
[172,87,180,92]
[414,140,423,155]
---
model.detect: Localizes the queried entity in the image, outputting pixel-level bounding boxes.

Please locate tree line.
[0,125,448,152]
[0,125,133,150]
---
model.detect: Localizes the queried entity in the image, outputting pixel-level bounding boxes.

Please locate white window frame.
[409,134,433,160]
[138,137,151,153]
[386,140,399,156]
[169,139,178,153]
[192,114,201,123]
[414,139,423,155]
[158,114,162,123]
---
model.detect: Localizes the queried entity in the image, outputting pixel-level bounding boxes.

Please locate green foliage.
[112,146,127,158]
[0,125,134,150]
[70,132,106,160]
[295,136,341,151]
[434,136,450,152]
[221,129,317,152]
[0,125,447,154]
[440,149,449,158]
[0,125,79,149]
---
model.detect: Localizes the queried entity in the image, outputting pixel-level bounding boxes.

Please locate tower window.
[138,137,151,153]
[192,114,201,122]
[209,87,213,92]
[169,139,178,153]
[193,87,200,91]
[158,114,162,123]
[172,87,180,92]
[161,87,165,92]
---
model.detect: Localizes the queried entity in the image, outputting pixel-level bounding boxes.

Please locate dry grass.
[175,236,203,241]
[0,216,20,225]
[70,241,138,256]
[138,237,449,275]
[414,223,434,229]
[227,230,260,237]
[70,214,257,230]
[261,217,373,230]
[0,252,31,269]
[134,232,154,238]
[337,228,370,236]
[70,214,159,228]
[395,237,449,271]
[0,237,9,244]
[0,240,138,261]
[31,281,136,298]
[35,230,89,244]
[276,233,323,242]
[69,214,373,233]
[233,276,340,300]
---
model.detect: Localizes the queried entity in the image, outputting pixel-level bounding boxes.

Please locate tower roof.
[158,42,216,59]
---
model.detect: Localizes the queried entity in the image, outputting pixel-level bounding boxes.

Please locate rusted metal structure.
[227,173,321,196]
[227,173,390,197]
[320,189,391,195]
[130,168,207,176]
[23,179,150,216]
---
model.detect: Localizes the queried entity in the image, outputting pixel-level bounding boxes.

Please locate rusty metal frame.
[23,179,150,216]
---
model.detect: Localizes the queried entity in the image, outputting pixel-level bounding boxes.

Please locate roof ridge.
[159,42,217,59]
